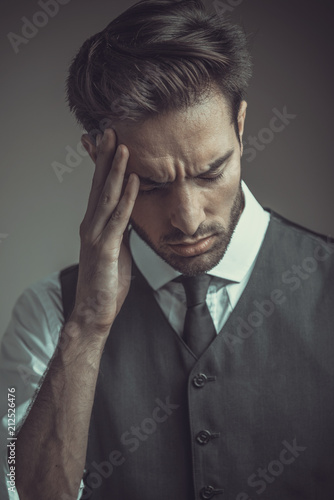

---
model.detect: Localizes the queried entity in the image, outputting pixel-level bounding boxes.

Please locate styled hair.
[66,0,252,139]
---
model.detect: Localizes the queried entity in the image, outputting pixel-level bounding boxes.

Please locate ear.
[237,101,247,155]
[81,134,98,163]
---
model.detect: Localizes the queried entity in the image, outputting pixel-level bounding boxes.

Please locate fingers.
[80,127,139,246]
[103,172,140,243]
[90,144,136,239]
[81,129,117,229]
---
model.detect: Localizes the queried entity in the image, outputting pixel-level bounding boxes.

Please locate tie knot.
[180,274,211,307]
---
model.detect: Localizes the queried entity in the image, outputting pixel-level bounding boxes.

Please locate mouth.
[168,235,216,257]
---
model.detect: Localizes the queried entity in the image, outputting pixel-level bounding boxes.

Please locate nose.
[169,183,206,236]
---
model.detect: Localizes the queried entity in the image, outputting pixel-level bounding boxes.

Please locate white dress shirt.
[131,181,270,335]
[0,181,270,499]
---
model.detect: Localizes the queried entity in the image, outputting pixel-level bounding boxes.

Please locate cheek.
[131,196,165,234]
[206,168,241,216]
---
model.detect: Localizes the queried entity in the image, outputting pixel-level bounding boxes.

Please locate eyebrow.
[135,148,235,186]
[205,149,234,174]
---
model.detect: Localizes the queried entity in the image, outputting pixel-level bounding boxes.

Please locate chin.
[130,181,243,275]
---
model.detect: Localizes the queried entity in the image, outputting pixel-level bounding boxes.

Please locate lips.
[168,235,216,257]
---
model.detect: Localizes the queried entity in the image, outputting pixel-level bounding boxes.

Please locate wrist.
[60,313,111,354]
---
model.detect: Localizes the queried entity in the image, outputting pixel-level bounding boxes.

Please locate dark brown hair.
[66,0,252,139]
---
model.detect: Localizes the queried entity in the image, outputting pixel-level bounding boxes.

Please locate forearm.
[15,316,108,500]
[14,128,138,499]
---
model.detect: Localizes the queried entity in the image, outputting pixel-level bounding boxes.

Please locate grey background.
[1,0,333,340]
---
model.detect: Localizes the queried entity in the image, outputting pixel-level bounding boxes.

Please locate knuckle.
[100,193,112,206]
[110,208,122,222]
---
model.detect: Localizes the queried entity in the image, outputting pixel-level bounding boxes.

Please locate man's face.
[115,91,247,276]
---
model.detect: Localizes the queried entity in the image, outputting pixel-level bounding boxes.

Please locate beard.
[130,183,244,276]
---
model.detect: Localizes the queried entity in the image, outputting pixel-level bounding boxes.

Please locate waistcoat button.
[196,430,212,445]
[200,485,224,499]
[193,373,208,388]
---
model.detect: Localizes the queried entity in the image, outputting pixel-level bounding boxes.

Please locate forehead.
[114,91,236,176]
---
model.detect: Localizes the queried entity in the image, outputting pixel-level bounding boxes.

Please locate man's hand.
[15,129,138,500]
[73,128,140,336]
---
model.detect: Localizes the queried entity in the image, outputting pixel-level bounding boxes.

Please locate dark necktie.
[180,274,216,357]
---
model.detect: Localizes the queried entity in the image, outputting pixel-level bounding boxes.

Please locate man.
[1,0,333,499]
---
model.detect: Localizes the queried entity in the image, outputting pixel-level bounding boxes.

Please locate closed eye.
[137,150,233,194]
[197,170,225,183]
[138,171,225,195]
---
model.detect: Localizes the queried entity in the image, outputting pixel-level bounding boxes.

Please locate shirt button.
[200,485,224,499]
[196,430,212,445]
[193,373,208,388]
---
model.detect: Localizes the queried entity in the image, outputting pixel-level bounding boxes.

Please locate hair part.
[66,0,252,140]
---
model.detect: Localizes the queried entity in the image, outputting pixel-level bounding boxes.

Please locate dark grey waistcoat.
[60,211,334,500]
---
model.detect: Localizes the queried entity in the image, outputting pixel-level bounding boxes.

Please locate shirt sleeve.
[0,272,84,500]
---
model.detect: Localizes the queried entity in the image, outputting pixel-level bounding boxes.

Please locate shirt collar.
[130,181,270,291]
